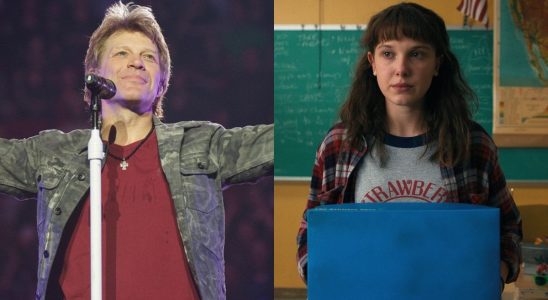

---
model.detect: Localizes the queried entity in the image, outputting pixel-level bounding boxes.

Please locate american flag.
[457,0,489,26]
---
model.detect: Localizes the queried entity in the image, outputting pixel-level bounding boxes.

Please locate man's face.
[97,30,163,113]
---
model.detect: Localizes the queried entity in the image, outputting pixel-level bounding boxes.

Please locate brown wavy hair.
[339,2,477,166]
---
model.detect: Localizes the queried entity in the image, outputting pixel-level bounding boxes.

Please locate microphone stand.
[88,92,103,300]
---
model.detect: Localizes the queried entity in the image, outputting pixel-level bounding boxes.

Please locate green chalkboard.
[274,29,548,181]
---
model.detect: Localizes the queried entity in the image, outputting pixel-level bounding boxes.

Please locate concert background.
[0,0,273,299]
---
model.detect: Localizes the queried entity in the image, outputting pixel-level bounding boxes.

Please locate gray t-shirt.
[354,133,448,203]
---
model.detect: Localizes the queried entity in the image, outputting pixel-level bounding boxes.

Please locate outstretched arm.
[216,124,273,186]
[0,137,39,199]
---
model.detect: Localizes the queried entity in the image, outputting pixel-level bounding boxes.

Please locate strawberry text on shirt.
[359,179,448,203]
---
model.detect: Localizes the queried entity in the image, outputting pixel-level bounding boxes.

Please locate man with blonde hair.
[0,2,272,299]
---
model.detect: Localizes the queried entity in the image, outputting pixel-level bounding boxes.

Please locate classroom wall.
[274,0,548,289]
[275,0,494,26]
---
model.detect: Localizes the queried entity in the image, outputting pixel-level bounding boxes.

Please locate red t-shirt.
[58,131,200,299]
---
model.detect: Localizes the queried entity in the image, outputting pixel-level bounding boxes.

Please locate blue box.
[307,203,500,300]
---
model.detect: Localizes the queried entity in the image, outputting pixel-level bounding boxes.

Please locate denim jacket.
[0,117,273,300]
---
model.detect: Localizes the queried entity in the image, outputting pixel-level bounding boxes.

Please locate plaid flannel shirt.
[297,121,522,283]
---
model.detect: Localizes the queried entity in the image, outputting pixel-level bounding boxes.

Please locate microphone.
[85,74,117,99]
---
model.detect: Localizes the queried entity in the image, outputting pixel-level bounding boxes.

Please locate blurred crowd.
[0,0,273,299]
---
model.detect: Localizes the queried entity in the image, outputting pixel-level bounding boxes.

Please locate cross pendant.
[120,160,129,170]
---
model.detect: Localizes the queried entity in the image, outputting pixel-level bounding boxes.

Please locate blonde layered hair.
[84,2,171,118]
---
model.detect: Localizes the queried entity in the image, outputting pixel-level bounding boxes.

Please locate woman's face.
[368,37,440,111]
